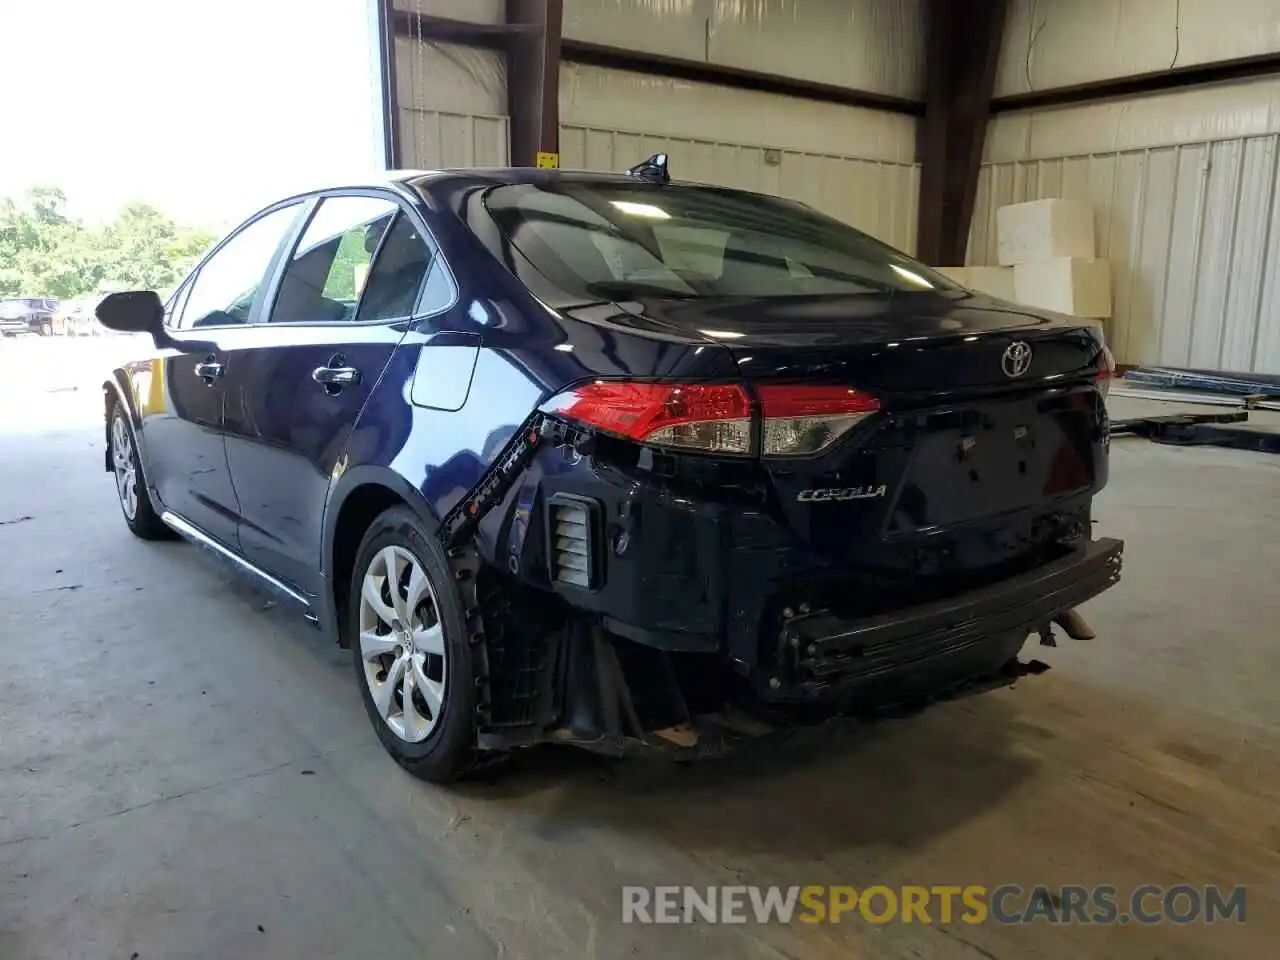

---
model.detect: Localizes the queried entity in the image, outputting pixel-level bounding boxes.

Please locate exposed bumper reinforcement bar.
[773,537,1124,700]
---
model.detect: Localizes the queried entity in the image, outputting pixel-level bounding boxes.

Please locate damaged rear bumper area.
[538,538,1123,758]
[444,414,1124,759]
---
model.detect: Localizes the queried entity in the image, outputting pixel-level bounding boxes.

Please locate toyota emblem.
[1001,341,1033,378]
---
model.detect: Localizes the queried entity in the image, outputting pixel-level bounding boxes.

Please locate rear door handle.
[312,358,361,391]
[193,359,223,383]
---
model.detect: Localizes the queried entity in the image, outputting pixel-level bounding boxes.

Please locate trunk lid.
[631,291,1105,397]
[640,292,1111,570]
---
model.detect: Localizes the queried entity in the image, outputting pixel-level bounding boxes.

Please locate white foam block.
[1013,258,1112,318]
[997,199,1096,265]
[967,266,1015,301]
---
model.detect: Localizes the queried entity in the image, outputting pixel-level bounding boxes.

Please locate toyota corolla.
[96,157,1123,782]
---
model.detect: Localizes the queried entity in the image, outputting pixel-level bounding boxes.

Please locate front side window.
[179,203,303,329]
[482,183,962,302]
[268,195,398,324]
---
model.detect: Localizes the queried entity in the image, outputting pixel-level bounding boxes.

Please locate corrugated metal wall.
[392,20,510,168]
[563,0,925,99]
[974,78,1280,374]
[997,0,1280,97]
[970,140,1280,373]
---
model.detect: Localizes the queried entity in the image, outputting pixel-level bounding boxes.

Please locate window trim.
[164,198,308,332]
[164,280,193,329]
[255,187,457,329]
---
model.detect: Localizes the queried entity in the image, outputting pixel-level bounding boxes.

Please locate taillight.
[542,381,753,455]
[1095,345,1115,399]
[757,384,880,457]
[543,381,880,457]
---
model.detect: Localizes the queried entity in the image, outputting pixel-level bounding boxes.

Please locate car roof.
[259,167,781,222]
[405,167,735,190]
[315,166,759,196]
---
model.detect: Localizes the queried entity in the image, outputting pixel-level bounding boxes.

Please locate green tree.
[0,186,215,300]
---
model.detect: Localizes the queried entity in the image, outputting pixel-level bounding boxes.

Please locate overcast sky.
[0,0,383,229]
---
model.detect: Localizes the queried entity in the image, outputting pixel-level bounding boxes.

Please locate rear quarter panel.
[324,205,738,572]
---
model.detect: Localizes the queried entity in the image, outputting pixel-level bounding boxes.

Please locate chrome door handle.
[193,359,223,382]
[312,366,361,386]
[313,363,363,394]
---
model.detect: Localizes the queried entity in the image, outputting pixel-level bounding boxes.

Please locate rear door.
[220,190,437,595]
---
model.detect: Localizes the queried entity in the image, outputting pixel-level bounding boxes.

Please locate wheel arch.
[323,467,442,647]
[101,372,140,472]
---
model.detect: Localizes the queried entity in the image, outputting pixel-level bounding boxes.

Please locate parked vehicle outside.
[0,300,26,337]
[0,297,59,336]
[94,162,1123,782]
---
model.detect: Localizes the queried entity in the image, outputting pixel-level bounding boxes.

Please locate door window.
[178,203,302,329]
[268,196,398,324]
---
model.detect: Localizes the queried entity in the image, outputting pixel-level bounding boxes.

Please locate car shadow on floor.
[458,694,1037,863]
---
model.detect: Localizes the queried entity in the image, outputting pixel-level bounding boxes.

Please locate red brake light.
[544,381,881,457]
[544,381,753,455]
[757,384,880,457]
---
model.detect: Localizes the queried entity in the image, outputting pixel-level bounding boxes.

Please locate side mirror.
[95,291,165,336]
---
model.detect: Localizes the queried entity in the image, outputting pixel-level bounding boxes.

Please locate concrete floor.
[2,336,1279,959]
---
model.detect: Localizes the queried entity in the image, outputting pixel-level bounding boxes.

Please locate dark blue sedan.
[97,160,1122,781]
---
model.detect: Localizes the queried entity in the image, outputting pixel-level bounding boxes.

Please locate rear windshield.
[482,182,962,301]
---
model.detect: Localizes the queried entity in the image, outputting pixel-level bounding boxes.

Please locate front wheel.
[109,404,172,540]
[349,506,478,782]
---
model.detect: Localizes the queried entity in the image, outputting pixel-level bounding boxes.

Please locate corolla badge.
[797,485,887,503]
[1001,341,1034,378]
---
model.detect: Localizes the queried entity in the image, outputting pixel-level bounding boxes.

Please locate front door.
[221,193,436,596]
[144,201,305,549]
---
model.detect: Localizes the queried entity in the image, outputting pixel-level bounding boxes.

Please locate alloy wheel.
[358,545,448,743]
[111,415,138,520]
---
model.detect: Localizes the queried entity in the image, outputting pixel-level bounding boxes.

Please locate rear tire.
[109,402,172,540]
[349,506,478,783]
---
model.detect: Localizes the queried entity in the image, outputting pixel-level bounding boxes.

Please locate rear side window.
[355,213,435,322]
[269,195,398,324]
[179,203,303,329]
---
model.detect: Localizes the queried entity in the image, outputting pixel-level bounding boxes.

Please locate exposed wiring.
[1025,0,1048,91]
[1169,0,1181,70]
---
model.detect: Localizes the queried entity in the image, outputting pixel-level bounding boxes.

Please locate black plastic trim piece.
[545,492,603,592]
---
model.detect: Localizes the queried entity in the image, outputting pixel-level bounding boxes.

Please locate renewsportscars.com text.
[621,884,1247,926]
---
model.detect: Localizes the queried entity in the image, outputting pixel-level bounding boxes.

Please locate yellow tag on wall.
[535,152,560,169]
